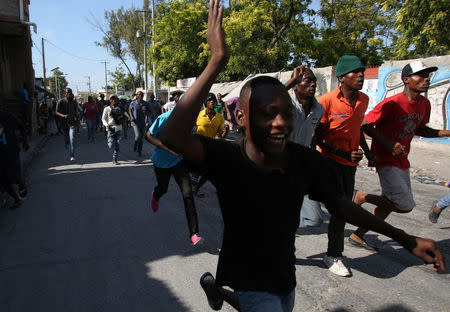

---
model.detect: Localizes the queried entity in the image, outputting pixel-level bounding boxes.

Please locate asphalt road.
[0,126,449,312]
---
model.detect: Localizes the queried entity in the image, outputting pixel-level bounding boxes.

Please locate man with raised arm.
[160,1,445,311]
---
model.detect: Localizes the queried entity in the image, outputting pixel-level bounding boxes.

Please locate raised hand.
[292,65,306,83]
[207,0,229,67]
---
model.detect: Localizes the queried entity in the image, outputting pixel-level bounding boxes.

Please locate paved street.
[0,127,449,312]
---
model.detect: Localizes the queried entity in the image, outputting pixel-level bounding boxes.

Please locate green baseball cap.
[335,55,365,77]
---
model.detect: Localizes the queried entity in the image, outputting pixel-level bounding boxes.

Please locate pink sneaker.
[190,234,204,245]
[151,192,159,212]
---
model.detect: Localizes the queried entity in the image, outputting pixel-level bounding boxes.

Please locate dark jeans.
[153,161,199,236]
[86,119,95,141]
[327,160,356,257]
[132,122,146,153]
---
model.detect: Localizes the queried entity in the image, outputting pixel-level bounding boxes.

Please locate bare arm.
[160,0,229,166]
[145,130,179,156]
[361,119,405,157]
[128,106,135,122]
[315,123,362,162]
[326,199,445,272]
[284,65,304,90]
[55,101,67,119]
[416,126,450,138]
[359,129,376,165]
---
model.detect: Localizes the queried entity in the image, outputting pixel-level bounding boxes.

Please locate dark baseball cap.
[206,92,217,102]
[401,61,438,79]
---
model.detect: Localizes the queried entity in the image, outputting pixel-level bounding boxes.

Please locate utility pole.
[51,67,59,100]
[137,9,149,100]
[101,61,109,99]
[151,0,157,97]
[41,38,47,90]
[85,76,91,94]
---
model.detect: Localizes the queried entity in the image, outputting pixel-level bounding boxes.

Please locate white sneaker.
[70,157,75,161]
[323,255,351,277]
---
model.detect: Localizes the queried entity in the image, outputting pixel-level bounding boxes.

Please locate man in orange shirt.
[316,55,371,277]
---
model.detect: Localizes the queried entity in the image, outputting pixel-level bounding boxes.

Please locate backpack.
[110,106,124,125]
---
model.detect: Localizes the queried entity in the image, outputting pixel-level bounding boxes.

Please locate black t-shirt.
[56,98,79,126]
[198,136,342,293]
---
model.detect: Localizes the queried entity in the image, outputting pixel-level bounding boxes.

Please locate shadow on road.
[0,130,225,311]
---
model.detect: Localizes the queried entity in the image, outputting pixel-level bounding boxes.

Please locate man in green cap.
[315,55,373,277]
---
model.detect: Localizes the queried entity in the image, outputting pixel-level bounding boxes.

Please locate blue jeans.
[107,129,121,159]
[299,195,323,228]
[86,119,96,140]
[235,290,295,312]
[63,125,76,158]
[132,122,146,153]
[437,195,450,210]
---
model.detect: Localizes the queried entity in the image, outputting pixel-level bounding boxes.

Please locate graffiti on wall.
[375,65,450,132]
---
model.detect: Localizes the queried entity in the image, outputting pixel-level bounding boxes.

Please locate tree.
[382,0,449,58]
[109,66,140,91]
[91,8,142,90]
[309,0,397,67]
[49,69,68,100]
[153,0,209,85]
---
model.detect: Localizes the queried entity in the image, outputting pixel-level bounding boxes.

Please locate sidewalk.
[0,133,49,208]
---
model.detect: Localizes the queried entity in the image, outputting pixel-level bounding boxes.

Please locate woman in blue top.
[145,110,203,245]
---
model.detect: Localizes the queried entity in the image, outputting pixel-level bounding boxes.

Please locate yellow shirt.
[196,109,225,139]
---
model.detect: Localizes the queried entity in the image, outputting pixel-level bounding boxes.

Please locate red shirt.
[365,92,430,169]
[84,102,99,121]
[318,87,369,166]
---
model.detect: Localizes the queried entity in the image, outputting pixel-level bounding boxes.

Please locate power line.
[43,38,109,63]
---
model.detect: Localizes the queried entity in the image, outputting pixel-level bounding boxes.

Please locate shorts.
[235,290,295,312]
[377,166,415,211]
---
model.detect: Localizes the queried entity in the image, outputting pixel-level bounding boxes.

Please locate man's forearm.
[416,126,450,138]
[161,57,226,151]
[317,140,350,160]
[362,123,394,152]
[327,199,415,251]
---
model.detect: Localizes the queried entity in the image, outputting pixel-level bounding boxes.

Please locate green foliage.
[109,66,140,91]
[199,0,311,81]
[310,0,396,67]
[153,0,209,85]
[383,0,449,58]
[95,0,447,86]
[49,69,68,100]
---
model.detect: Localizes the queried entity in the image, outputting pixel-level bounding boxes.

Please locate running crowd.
[1,1,449,311]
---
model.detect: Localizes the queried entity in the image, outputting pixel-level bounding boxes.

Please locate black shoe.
[348,236,378,252]
[200,272,223,311]
[138,151,142,157]
[429,202,441,223]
